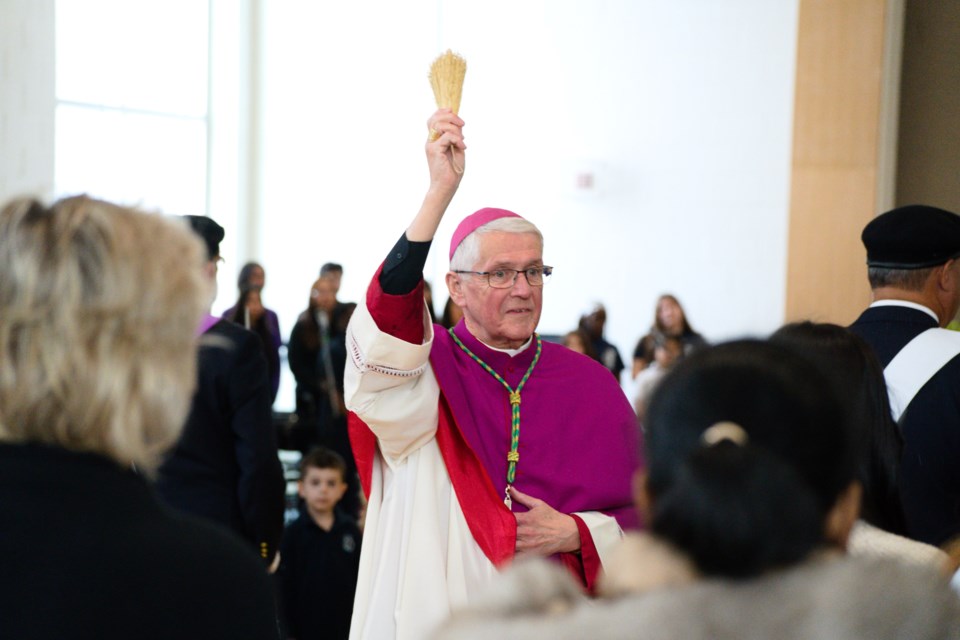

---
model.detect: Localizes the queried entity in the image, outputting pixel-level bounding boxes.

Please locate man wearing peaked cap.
[155,215,285,570]
[849,204,960,546]
[342,110,641,640]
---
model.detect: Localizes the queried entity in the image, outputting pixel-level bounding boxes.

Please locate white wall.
[2,0,800,408]
[257,0,800,393]
[0,0,55,202]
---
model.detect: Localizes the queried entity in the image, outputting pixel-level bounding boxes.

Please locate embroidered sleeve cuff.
[349,293,434,378]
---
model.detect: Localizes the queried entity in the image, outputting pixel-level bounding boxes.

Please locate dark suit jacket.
[850,304,960,545]
[0,443,279,639]
[156,319,285,563]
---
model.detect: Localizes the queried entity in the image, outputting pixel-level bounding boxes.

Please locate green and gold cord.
[449,329,542,491]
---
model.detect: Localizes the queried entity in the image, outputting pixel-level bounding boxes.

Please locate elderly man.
[849,204,960,546]
[344,110,641,640]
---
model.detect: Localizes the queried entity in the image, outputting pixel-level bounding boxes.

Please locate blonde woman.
[0,197,279,639]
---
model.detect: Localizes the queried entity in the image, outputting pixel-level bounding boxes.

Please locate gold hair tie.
[701,421,749,447]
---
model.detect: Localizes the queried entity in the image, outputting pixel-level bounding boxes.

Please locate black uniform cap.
[862,204,960,269]
[183,215,225,261]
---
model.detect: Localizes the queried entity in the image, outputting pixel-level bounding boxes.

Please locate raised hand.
[510,486,581,557]
[407,109,467,242]
[425,109,466,196]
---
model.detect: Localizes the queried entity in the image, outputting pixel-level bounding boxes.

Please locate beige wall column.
[785,0,901,324]
[896,0,960,211]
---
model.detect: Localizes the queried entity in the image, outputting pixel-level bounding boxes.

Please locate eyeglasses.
[453,266,553,289]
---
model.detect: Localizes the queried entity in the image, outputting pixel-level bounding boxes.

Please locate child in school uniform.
[280,448,362,640]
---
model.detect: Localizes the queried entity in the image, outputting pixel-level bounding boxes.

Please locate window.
[55,0,210,216]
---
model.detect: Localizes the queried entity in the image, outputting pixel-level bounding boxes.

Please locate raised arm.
[406,109,466,242]
[345,110,467,464]
[375,109,467,328]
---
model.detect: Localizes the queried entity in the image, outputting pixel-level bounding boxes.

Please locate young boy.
[280,448,362,640]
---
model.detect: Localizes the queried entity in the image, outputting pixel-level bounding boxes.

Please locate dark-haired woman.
[771,322,947,569]
[435,341,960,640]
[222,262,282,401]
[632,294,706,378]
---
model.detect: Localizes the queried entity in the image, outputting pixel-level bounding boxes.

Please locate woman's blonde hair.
[0,195,210,470]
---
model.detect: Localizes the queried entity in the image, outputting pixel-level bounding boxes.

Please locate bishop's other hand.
[510,486,581,557]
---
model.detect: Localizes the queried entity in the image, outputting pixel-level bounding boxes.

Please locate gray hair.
[450,216,544,271]
[0,196,209,471]
[867,266,936,291]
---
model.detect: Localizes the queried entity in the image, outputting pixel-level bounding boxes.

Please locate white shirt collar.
[479,335,533,357]
[869,299,939,323]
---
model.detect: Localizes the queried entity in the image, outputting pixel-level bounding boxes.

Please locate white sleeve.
[344,298,441,465]
[573,511,624,569]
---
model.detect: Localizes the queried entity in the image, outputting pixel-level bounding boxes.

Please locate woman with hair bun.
[640,340,857,578]
[435,341,960,640]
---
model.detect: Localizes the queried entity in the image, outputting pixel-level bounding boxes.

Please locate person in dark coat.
[0,196,279,639]
[849,204,960,546]
[156,215,286,566]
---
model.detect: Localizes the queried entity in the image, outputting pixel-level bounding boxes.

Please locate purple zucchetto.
[449,208,523,261]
